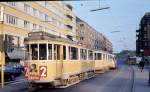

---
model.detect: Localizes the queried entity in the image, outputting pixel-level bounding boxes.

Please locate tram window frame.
[80,49,87,60]
[39,44,47,60]
[69,46,78,60]
[88,50,93,60]
[31,44,38,60]
[103,54,105,60]
[48,44,52,60]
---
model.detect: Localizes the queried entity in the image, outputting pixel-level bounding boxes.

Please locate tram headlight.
[29,64,37,72]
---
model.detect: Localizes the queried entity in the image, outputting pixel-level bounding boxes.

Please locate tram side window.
[98,53,102,60]
[39,44,47,60]
[94,53,102,60]
[54,45,60,60]
[94,53,98,60]
[88,50,93,60]
[80,49,87,60]
[63,46,66,60]
[69,47,78,60]
[31,44,38,60]
[48,44,52,60]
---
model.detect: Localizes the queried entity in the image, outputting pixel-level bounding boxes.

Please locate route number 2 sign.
[39,66,47,77]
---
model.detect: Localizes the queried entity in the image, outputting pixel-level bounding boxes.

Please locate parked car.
[0,65,15,81]
[0,64,24,81]
[12,63,24,76]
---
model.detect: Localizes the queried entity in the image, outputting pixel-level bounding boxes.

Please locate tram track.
[130,65,135,92]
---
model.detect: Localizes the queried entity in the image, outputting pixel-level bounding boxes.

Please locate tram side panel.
[94,60,105,73]
[62,60,95,78]
[24,61,59,83]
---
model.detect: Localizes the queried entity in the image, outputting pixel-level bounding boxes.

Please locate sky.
[65,0,150,53]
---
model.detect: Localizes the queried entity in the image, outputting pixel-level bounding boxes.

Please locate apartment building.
[76,17,113,53]
[0,1,76,60]
[136,12,150,57]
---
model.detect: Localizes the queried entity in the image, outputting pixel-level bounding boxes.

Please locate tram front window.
[39,44,47,60]
[31,44,38,60]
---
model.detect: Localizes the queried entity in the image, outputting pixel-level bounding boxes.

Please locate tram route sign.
[39,66,47,78]
[24,66,47,80]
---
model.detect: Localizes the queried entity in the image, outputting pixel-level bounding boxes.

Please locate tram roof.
[24,31,77,45]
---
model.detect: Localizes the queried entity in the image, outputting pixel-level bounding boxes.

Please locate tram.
[23,31,116,89]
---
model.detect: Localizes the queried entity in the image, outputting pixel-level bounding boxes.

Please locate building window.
[144,34,148,39]
[45,14,49,21]
[80,24,84,27]
[80,37,84,40]
[7,2,17,7]
[33,8,37,16]
[33,24,37,30]
[24,4,30,13]
[6,14,18,25]
[39,25,43,31]
[144,42,148,46]
[24,20,30,29]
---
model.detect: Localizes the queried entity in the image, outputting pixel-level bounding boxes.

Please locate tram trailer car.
[23,31,117,89]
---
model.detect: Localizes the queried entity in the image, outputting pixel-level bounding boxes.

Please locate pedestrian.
[139,61,145,72]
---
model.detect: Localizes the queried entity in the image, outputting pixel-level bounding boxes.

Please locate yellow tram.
[23,31,116,88]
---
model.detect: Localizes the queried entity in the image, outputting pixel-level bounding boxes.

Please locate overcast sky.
[65,0,150,53]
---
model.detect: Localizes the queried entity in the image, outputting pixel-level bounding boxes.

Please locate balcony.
[66,4,73,11]
[66,14,73,21]
[66,24,73,31]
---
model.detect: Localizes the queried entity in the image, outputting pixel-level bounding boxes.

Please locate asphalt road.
[1,61,134,92]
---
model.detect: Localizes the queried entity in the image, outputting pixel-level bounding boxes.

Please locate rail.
[130,65,135,92]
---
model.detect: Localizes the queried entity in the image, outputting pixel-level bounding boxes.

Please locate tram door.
[54,44,64,77]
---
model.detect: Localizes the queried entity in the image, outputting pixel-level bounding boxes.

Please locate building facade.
[0,1,76,60]
[76,17,113,53]
[136,12,150,57]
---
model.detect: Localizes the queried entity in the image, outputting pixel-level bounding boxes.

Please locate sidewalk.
[133,66,150,92]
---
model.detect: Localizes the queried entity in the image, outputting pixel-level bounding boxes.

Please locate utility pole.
[0,6,5,88]
[0,21,5,88]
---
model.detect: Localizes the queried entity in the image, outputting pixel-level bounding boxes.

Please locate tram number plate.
[24,66,29,78]
[39,66,47,78]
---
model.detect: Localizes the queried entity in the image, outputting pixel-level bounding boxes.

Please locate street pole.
[0,21,5,88]
[0,6,4,88]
